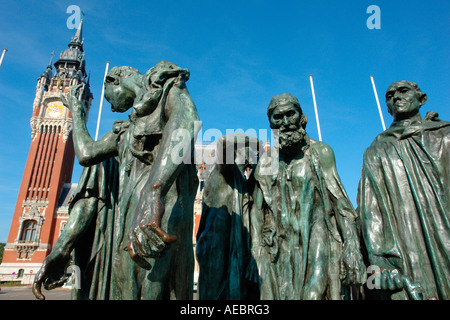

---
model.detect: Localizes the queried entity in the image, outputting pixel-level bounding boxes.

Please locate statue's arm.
[247,183,264,283]
[315,143,366,285]
[125,80,200,268]
[52,197,98,257]
[144,82,200,197]
[316,143,359,242]
[62,85,119,167]
[250,185,264,256]
[32,197,98,300]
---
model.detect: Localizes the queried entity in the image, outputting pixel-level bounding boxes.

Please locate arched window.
[17,269,24,278]
[59,221,66,236]
[20,220,37,242]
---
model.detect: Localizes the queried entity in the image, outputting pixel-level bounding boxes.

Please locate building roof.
[57,183,78,209]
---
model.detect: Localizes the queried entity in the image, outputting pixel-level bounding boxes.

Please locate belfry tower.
[0,21,93,283]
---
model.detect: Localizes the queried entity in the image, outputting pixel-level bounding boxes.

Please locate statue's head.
[385,80,427,121]
[267,93,309,156]
[216,134,263,175]
[146,60,189,89]
[104,66,142,113]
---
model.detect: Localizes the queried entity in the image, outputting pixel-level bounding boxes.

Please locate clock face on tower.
[45,102,64,119]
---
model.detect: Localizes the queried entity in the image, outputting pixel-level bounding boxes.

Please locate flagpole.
[0,49,8,70]
[370,75,386,131]
[309,75,322,141]
[95,61,110,141]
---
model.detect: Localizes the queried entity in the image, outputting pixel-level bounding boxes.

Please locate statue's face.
[104,76,135,113]
[269,103,301,132]
[270,103,307,155]
[385,81,421,120]
[234,145,258,169]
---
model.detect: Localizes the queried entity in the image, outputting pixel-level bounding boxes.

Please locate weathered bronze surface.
[250,93,366,299]
[358,81,450,300]
[196,134,262,300]
[30,69,449,301]
[32,61,199,300]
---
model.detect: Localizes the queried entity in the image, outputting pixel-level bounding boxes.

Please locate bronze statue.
[196,134,262,300]
[32,61,200,300]
[358,80,450,300]
[250,93,366,299]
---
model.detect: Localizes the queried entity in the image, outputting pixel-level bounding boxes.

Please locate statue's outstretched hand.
[379,269,428,300]
[60,84,84,116]
[124,190,177,270]
[340,239,367,286]
[32,249,71,300]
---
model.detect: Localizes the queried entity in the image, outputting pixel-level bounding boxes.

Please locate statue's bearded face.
[385,81,423,121]
[270,103,307,154]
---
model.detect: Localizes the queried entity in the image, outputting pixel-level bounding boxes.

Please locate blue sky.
[0,0,448,242]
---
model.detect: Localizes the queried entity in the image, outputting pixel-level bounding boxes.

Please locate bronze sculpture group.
[31,60,449,300]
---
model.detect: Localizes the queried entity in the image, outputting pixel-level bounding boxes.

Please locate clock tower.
[0,20,93,284]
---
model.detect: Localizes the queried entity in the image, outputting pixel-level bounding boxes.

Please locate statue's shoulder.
[422,112,450,134]
[309,139,335,163]
[361,135,387,167]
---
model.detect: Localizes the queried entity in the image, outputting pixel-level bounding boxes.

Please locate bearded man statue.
[250,93,366,300]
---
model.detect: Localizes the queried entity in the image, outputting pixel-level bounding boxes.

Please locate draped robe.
[70,76,198,300]
[358,114,450,300]
[252,140,359,300]
[196,134,261,300]
[196,164,253,299]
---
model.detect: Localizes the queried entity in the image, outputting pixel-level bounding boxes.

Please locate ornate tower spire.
[38,51,55,85]
[69,19,84,50]
[0,19,93,275]
[47,50,55,68]
[55,19,85,76]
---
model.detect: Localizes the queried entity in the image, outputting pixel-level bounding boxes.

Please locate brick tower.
[0,20,93,284]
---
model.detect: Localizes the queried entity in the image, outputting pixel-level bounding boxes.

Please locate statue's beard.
[278,125,309,156]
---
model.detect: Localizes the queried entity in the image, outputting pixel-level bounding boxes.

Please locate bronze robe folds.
[252,140,358,300]
[358,114,450,300]
[71,79,198,300]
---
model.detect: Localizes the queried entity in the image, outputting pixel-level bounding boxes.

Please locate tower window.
[60,221,66,235]
[20,220,37,242]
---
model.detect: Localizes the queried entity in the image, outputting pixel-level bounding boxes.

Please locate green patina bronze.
[32,61,200,300]
[250,93,366,300]
[358,81,450,300]
[196,134,262,300]
[29,69,448,302]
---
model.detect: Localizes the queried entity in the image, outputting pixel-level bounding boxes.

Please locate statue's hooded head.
[146,60,190,89]
[385,80,427,121]
[104,66,142,113]
[126,61,191,118]
[216,134,264,175]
